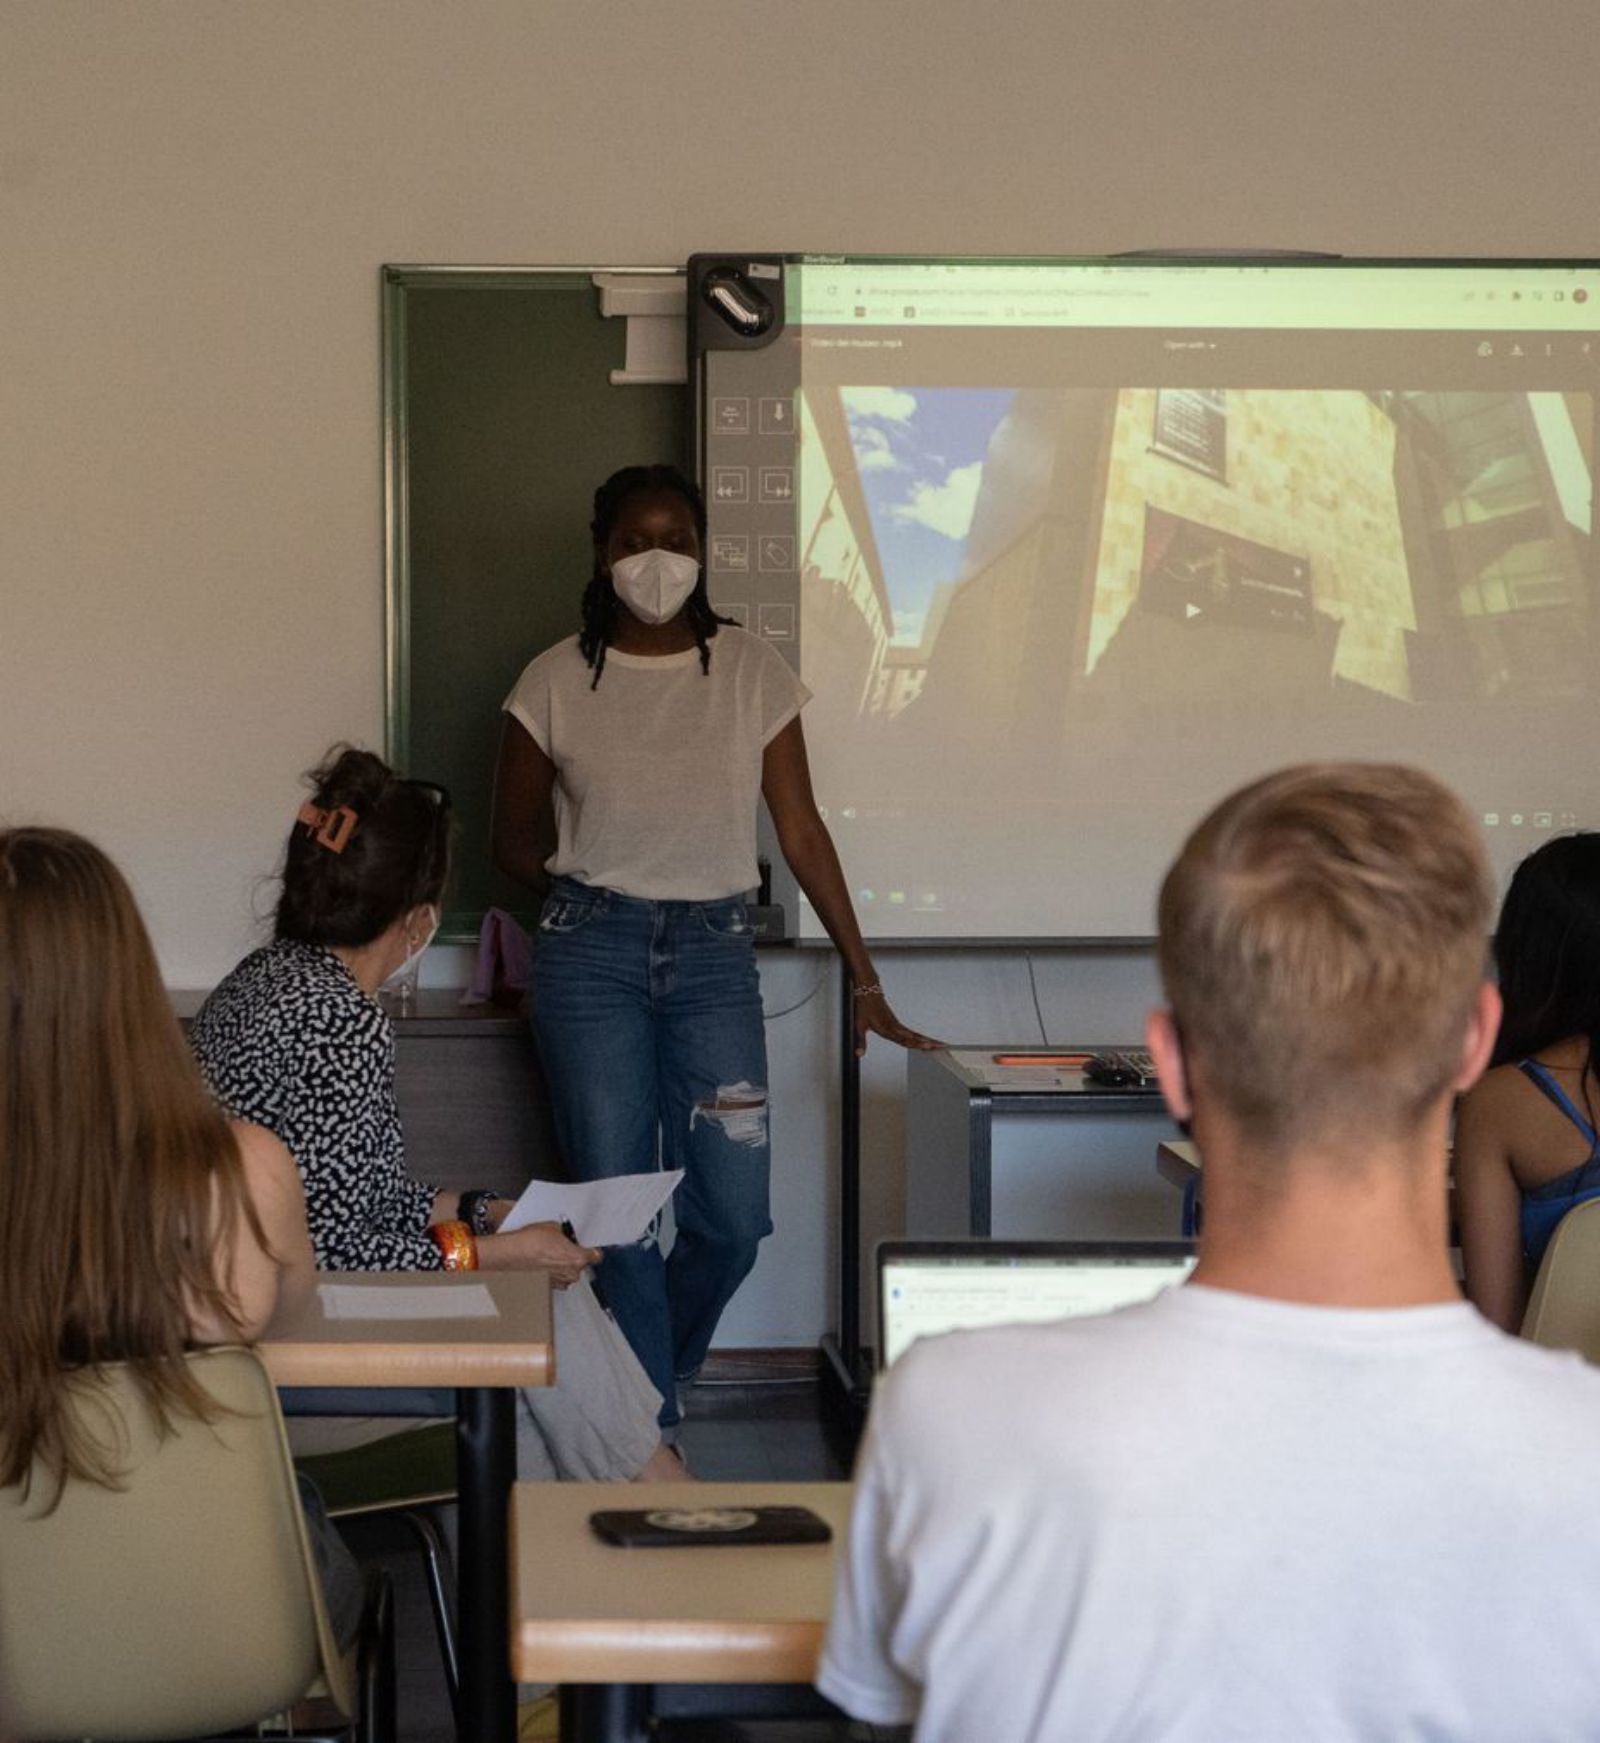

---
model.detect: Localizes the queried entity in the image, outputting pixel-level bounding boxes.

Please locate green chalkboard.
[384,267,689,941]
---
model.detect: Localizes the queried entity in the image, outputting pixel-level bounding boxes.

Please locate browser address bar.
[789,263,1600,332]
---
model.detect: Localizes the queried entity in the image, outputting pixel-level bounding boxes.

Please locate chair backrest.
[1521,1197,1600,1360]
[0,1346,349,1742]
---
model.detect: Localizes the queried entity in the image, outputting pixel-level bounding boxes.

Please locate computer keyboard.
[1083,1048,1160,1088]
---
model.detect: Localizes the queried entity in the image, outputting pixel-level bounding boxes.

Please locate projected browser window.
[879,1250,1196,1368]
[701,259,1600,938]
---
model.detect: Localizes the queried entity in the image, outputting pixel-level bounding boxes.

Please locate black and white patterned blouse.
[189,939,443,1272]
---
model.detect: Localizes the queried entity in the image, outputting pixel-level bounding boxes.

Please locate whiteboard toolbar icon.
[712,397,751,435]
[759,397,794,435]
[711,467,748,504]
[711,533,749,573]
[759,468,793,503]
[759,534,795,572]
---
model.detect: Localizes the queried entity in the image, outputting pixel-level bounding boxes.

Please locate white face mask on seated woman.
[380,903,439,993]
[610,548,700,625]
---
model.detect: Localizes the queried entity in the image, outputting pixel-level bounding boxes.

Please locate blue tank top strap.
[1518,1059,1600,1148]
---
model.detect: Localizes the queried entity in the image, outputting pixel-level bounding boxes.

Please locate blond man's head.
[1157,763,1492,1151]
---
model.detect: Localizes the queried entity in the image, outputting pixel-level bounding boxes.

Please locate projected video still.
[814,383,1591,713]
[698,259,1600,938]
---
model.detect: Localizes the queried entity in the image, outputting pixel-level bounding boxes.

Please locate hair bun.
[308,745,392,815]
[278,746,452,950]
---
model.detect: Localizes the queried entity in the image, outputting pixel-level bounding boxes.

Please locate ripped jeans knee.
[688,1080,769,1150]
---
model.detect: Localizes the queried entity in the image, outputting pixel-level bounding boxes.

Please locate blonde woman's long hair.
[0,829,261,1500]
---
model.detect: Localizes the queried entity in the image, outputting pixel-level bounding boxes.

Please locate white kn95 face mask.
[380,905,438,994]
[610,548,700,625]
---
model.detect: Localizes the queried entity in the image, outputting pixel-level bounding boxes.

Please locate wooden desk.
[264,1271,553,1743]
[510,1481,852,1743]
[260,1271,553,1390]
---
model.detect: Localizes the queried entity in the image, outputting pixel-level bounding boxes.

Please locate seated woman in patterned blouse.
[190,746,684,1482]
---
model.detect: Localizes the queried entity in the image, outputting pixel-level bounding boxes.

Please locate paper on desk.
[499,1170,683,1247]
[316,1282,500,1320]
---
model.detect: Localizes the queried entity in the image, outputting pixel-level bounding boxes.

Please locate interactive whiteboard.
[692,255,1599,941]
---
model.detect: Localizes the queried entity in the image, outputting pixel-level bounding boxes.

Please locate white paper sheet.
[499,1170,684,1247]
[315,1282,501,1321]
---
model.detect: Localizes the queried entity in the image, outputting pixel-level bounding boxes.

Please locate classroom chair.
[1520,1196,1600,1361]
[0,1347,395,1742]
[295,1420,461,1711]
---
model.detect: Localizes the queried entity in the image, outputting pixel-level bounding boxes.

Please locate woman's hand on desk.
[855,990,944,1059]
[478,1220,601,1287]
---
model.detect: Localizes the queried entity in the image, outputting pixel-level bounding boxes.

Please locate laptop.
[877,1239,1197,1370]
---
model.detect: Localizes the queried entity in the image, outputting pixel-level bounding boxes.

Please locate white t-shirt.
[503,628,810,901]
[819,1284,1600,1742]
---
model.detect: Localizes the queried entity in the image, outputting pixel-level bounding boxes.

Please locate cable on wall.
[1024,955,1049,1044]
[762,963,828,1023]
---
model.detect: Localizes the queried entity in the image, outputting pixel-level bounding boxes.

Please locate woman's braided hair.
[578,464,735,689]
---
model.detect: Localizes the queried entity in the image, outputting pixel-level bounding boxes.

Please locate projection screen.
[692,256,1600,941]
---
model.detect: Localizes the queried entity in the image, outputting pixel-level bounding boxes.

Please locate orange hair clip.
[296,801,358,854]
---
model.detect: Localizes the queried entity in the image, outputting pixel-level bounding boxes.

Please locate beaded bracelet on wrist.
[458,1189,498,1238]
[429,1219,479,1271]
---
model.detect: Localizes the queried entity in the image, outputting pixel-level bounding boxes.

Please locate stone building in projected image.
[1079,387,1591,712]
[795,387,1117,786]
[793,390,895,781]
[791,382,1591,792]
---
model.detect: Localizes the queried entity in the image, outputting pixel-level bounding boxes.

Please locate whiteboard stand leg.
[819,959,870,1453]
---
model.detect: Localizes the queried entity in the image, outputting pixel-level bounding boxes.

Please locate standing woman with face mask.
[492,464,937,1429]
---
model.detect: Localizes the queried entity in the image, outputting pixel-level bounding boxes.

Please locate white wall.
[5,0,1596,1343]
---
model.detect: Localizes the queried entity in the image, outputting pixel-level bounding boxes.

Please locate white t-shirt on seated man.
[819,764,1600,1743]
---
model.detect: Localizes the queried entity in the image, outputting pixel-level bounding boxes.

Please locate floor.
[346,1378,881,1743]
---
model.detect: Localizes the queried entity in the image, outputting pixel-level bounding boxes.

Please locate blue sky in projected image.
[842,387,1016,647]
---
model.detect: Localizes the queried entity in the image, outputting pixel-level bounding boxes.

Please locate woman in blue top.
[1456,832,1600,1331]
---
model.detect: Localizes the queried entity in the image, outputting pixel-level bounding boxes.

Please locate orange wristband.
[429,1219,479,1271]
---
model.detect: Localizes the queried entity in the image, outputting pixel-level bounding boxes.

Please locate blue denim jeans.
[531,877,772,1426]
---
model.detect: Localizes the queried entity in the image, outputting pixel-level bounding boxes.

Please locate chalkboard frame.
[381,263,686,943]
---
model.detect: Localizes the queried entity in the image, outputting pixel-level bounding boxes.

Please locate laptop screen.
[878,1241,1197,1370]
